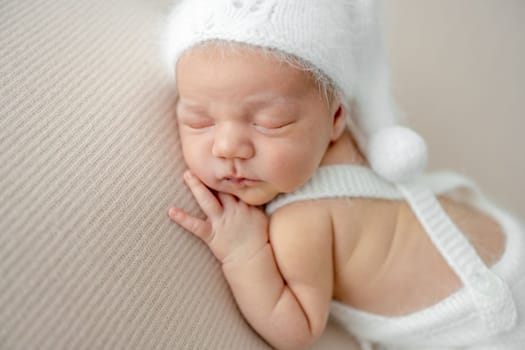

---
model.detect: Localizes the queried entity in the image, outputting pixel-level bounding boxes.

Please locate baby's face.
[176,45,341,205]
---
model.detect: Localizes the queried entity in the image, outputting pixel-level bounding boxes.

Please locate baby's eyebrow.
[243,93,297,108]
[177,100,208,112]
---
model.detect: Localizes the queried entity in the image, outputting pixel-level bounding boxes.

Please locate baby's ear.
[330,103,347,141]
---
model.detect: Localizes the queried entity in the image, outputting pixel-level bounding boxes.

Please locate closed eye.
[252,120,295,134]
[179,115,214,129]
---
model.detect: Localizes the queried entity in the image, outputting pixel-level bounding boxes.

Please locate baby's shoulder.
[268,199,342,252]
[269,199,333,230]
[269,197,398,244]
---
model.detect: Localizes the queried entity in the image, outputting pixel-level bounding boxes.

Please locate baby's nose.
[212,123,254,159]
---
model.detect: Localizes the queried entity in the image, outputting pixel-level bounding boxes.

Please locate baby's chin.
[223,186,279,207]
[240,194,275,207]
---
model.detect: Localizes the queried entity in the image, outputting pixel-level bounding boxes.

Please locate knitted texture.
[164,0,428,183]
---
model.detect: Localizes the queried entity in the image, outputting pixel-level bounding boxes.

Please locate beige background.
[385,0,525,219]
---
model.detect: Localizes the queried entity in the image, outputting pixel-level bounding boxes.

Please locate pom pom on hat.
[368,126,428,183]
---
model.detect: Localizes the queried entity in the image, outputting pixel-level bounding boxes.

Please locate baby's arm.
[169,171,333,350]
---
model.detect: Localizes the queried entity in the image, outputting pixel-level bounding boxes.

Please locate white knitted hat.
[165,0,428,183]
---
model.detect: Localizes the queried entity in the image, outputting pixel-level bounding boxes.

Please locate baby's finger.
[184,171,223,218]
[217,192,237,208]
[168,207,213,242]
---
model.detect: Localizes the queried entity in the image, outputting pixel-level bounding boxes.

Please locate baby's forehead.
[178,91,299,111]
[176,43,324,100]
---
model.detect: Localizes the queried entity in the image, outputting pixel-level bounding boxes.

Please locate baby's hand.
[169,171,269,264]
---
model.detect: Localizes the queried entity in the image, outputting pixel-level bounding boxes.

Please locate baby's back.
[327,196,505,316]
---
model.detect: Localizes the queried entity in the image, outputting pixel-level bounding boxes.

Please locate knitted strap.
[398,183,517,335]
[266,165,403,214]
[266,165,474,214]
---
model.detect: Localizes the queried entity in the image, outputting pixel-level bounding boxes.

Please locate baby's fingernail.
[169,208,179,219]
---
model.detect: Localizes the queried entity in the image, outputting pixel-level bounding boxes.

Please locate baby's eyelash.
[253,121,293,129]
[252,120,295,135]
[179,115,214,129]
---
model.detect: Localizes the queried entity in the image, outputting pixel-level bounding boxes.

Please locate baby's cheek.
[182,147,212,183]
[266,153,316,192]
